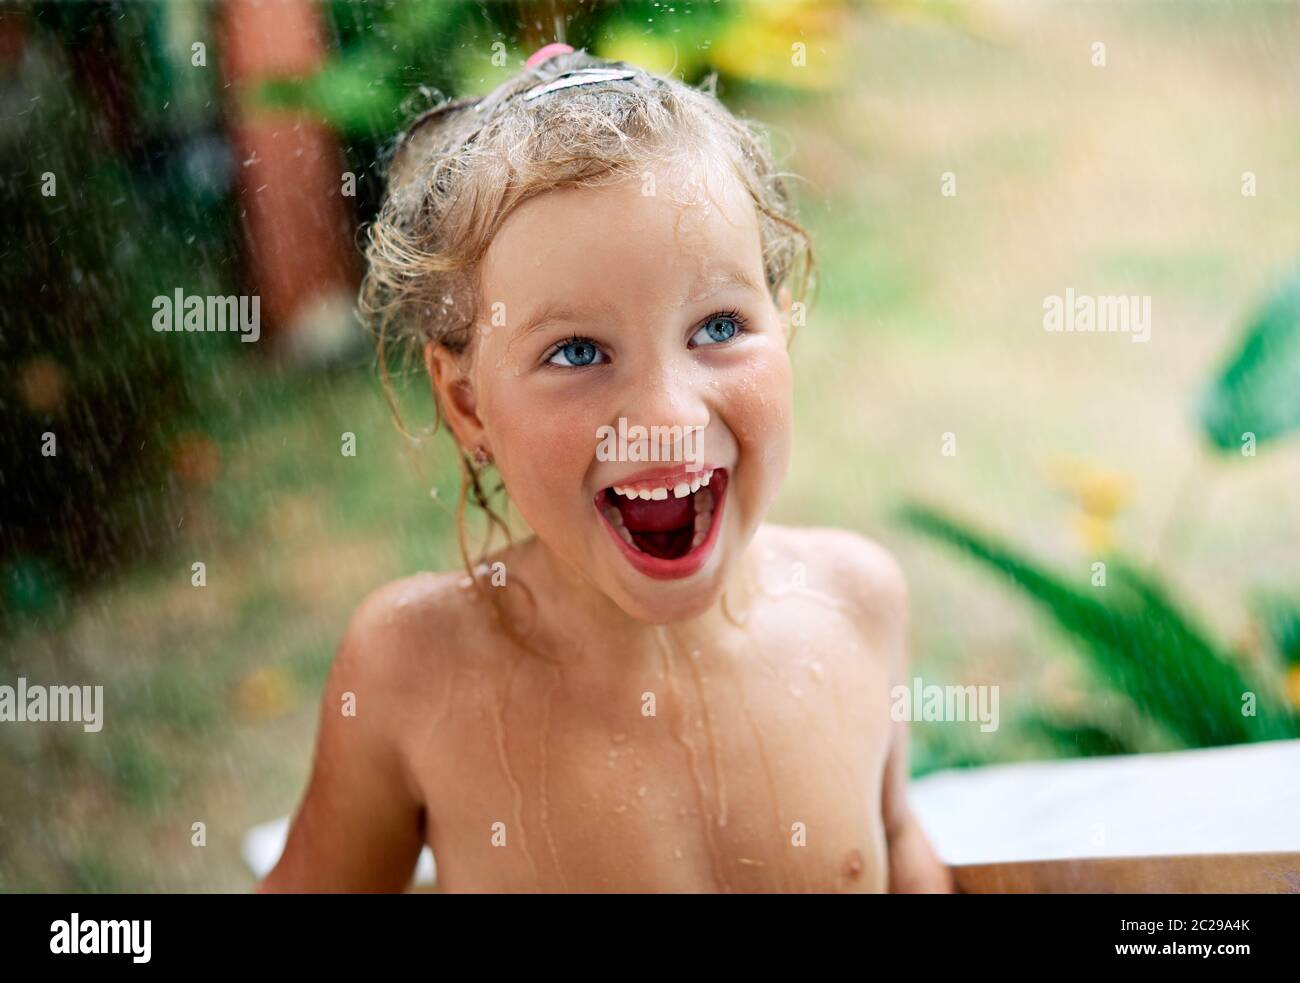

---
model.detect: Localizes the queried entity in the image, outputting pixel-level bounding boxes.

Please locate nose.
[616,358,711,459]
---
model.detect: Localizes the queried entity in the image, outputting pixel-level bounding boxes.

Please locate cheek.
[478,384,603,519]
[721,342,794,466]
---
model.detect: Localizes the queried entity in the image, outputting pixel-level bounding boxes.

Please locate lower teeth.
[690,487,714,550]
[690,509,713,550]
[605,479,718,557]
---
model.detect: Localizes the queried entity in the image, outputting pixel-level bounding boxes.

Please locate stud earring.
[471,446,491,468]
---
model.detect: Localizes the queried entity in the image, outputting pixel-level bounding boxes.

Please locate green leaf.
[898,503,1298,748]
[1256,595,1300,667]
[1200,269,1300,451]
[253,53,405,136]
[1021,714,1139,758]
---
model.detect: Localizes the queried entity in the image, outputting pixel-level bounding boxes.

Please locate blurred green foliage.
[1258,597,1300,668]
[262,0,776,139]
[1200,270,1300,452]
[902,273,1300,758]
[901,504,1298,753]
[1,3,240,620]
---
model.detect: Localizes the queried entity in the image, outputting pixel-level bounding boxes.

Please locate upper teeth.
[613,469,714,500]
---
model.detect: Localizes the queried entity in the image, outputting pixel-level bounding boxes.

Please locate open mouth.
[594,468,729,579]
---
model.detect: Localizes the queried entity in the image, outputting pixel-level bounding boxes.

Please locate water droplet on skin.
[614,803,628,814]
[637,786,647,797]
[489,680,541,885]
[721,589,749,627]
[612,732,627,743]
[657,627,731,891]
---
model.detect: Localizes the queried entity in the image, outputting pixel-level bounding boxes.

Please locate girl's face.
[433,164,793,624]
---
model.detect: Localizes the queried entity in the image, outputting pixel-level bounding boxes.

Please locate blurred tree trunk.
[516,0,582,52]
[218,0,358,361]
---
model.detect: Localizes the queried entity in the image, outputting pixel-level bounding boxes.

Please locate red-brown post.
[218,0,358,359]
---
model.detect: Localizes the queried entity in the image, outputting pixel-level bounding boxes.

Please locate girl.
[260,44,951,893]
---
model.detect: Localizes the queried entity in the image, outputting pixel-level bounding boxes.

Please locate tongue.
[632,526,694,559]
[612,490,693,532]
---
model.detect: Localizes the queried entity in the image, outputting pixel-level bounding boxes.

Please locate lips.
[594,468,728,580]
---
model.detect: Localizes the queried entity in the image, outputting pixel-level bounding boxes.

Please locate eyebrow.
[685,265,766,304]
[512,299,618,343]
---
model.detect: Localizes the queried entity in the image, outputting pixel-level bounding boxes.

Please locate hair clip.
[521,68,637,101]
[399,46,637,155]
[526,42,575,69]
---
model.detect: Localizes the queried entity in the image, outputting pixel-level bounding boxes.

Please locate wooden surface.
[911,740,1300,881]
[953,851,1300,894]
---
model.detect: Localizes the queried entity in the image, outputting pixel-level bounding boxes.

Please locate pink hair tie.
[526,43,575,69]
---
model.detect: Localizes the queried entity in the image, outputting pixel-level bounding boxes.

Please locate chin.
[608,559,730,625]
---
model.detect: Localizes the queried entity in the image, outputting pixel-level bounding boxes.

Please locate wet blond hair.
[359,49,816,585]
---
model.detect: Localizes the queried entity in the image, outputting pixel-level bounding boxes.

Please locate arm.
[882,708,953,893]
[257,596,426,893]
[878,562,953,894]
[824,527,954,893]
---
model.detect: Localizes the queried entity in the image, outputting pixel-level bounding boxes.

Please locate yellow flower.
[1077,472,1131,518]
[1286,665,1300,710]
[1073,513,1115,556]
[600,0,849,92]
[597,28,687,78]
[711,0,849,92]
[1046,455,1133,554]
[234,667,295,722]
[1046,455,1133,518]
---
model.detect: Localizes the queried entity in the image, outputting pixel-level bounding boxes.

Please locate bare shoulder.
[757,523,908,633]
[329,570,481,707]
[261,572,474,891]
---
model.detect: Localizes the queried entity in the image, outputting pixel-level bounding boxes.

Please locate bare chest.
[407,631,895,892]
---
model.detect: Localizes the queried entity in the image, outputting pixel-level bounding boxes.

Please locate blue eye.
[690,311,747,347]
[547,337,605,367]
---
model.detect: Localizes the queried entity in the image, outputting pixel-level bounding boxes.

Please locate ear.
[424,339,488,457]
[777,285,794,339]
